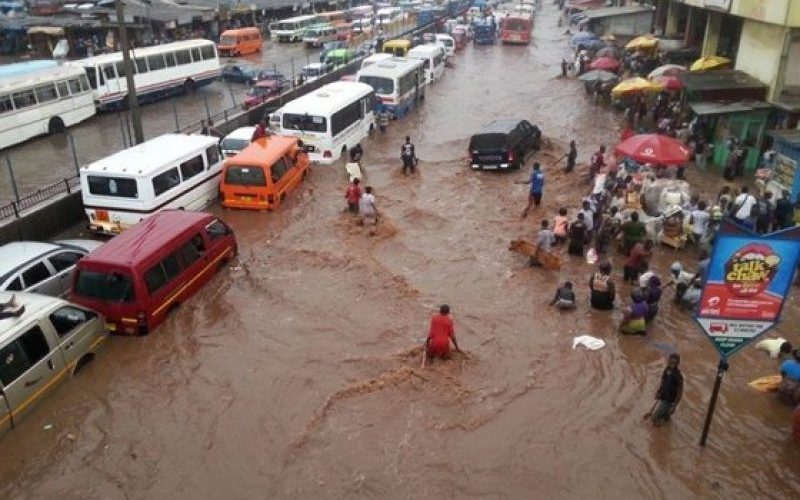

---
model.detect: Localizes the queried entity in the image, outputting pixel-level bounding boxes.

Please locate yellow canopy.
[612,77,663,96]
[690,55,731,71]
[625,35,658,50]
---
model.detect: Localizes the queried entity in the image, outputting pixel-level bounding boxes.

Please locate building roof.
[82,210,214,267]
[767,129,800,147]
[82,133,218,176]
[689,100,772,116]
[582,5,655,20]
[0,292,66,344]
[679,69,766,93]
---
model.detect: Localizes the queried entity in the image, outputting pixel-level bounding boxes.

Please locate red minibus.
[71,210,237,335]
[499,16,532,45]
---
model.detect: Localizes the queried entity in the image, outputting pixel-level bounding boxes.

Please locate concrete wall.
[0,192,85,246]
[731,0,791,26]
[734,19,787,100]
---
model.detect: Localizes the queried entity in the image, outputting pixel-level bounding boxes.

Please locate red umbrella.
[614,134,691,165]
[653,75,682,91]
[589,56,620,71]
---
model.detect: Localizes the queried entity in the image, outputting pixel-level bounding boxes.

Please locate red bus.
[71,210,237,335]
[499,16,532,45]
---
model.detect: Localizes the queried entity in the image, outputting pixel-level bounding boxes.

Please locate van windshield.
[225,165,267,186]
[75,270,135,302]
[359,76,394,95]
[220,138,250,153]
[220,36,237,46]
[470,133,507,151]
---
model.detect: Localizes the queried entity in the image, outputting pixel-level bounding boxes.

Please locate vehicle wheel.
[73,353,95,374]
[48,116,65,134]
[184,79,196,94]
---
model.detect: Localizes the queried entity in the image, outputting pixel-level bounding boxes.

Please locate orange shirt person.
[426,305,460,359]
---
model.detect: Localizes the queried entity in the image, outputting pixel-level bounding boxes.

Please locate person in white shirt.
[732,186,756,229]
[359,186,378,226]
[690,200,711,244]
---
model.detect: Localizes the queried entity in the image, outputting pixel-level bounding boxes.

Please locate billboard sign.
[695,222,800,358]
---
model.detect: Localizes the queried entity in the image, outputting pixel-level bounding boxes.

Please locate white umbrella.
[648,64,687,79]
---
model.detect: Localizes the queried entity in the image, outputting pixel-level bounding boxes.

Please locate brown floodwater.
[1,5,799,499]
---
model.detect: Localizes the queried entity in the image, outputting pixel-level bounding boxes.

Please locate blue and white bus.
[357,57,426,119]
[67,40,221,110]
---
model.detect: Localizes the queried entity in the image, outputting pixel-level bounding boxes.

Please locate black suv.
[468,119,541,170]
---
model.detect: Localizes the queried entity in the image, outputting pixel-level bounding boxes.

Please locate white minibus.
[270,15,320,42]
[273,81,375,164]
[303,24,337,47]
[0,65,96,149]
[81,133,223,235]
[360,53,392,70]
[357,57,426,118]
[67,39,221,111]
[376,7,403,28]
[407,44,445,84]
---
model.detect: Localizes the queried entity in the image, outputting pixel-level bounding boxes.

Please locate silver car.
[0,240,103,297]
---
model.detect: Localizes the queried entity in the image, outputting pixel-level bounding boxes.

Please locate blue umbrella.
[571,32,598,45]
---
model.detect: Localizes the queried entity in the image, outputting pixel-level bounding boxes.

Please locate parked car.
[0,240,104,297]
[0,292,108,434]
[254,69,287,86]
[319,41,349,62]
[468,119,541,170]
[324,48,357,68]
[221,62,261,84]
[220,127,256,158]
[243,80,284,109]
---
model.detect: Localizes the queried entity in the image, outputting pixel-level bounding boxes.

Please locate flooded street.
[2,5,800,499]
[0,42,319,202]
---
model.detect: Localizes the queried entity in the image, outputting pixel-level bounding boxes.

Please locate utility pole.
[115,0,144,144]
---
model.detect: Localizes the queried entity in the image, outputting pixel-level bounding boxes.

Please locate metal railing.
[0,175,80,222]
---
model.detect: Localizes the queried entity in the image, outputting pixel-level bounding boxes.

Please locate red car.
[243,80,283,109]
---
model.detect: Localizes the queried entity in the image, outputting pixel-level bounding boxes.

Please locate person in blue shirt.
[781,351,800,383]
[520,163,545,218]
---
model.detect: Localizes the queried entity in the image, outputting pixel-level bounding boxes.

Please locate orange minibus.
[218,27,263,57]
[219,135,309,210]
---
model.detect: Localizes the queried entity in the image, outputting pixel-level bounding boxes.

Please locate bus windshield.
[225,165,267,186]
[359,76,394,95]
[282,113,327,132]
[75,270,135,302]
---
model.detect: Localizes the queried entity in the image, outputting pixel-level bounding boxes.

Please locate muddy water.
[2,5,800,499]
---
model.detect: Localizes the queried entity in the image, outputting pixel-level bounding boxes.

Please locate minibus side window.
[19,326,50,367]
[179,155,205,181]
[162,254,181,281]
[271,157,291,183]
[0,341,28,385]
[205,146,219,167]
[152,168,181,197]
[50,307,96,337]
[179,235,205,267]
[144,264,167,294]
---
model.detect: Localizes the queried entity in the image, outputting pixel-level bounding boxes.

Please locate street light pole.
[115,0,144,144]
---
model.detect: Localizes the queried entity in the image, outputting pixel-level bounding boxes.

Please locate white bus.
[407,44,445,84]
[303,24,337,48]
[81,133,223,235]
[67,40,221,111]
[272,82,375,164]
[360,53,392,70]
[0,65,96,150]
[270,14,320,42]
[377,7,403,28]
[357,57,426,119]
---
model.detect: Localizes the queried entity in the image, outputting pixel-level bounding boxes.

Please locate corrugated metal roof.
[582,5,655,19]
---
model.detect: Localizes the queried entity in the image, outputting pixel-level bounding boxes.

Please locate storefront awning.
[689,100,772,116]
[27,26,65,36]
[767,129,800,147]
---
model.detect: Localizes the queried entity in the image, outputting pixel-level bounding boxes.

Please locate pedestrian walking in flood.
[425,305,460,363]
[345,177,362,213]
[588,145,606,183]
[589,261,615,310]
[520,163,545,218]
[565,140,577,173]
[646,353,684,426]
[401,136,417,176]
[359,186,378,226]
[349,143,364,164]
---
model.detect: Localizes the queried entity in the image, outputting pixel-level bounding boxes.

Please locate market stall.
[765,130,800,202]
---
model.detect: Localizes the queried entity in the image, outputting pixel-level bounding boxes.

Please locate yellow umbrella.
[625,35,658,50]
[690,55,731,71]
[612,77,663,96]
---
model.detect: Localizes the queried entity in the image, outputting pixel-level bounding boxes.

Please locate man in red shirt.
[588,145,606,183]
[344,178,362,213]
[426,305,460,360]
